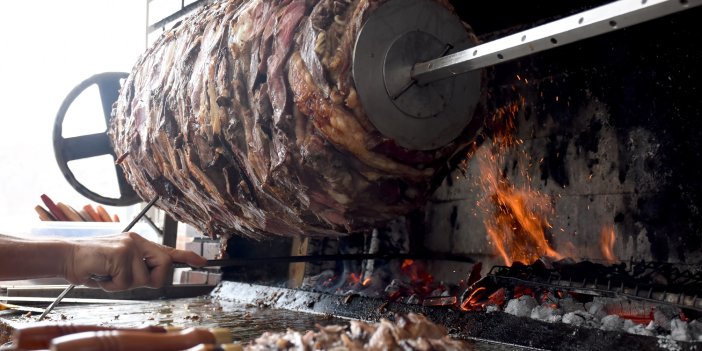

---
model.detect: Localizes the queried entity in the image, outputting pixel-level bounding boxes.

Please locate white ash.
[657,337,683,351]
[654,305,680,331]
[559,298,585,314]
[622,319,636,331]
[627,323,655,337]
[530,305,563,323]
[383,279,405,295]
[505,296,538,318]
[688,320,702,341]
[670,319,690,342]
[562,311,599,328]
[485,293,695,342]
[584,301,607,320]
[592,296,656,319]
[485,305,501,313]
[600,315,625,331]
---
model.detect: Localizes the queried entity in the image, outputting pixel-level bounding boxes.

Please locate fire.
[600,224,617,263]
[478,96,562,266]
[348,272,361,284]
[479,155,562,266]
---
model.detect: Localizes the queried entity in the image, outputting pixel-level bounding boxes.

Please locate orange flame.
[480,158,562,266]
[600,224,617,263]
[478,97,562,266]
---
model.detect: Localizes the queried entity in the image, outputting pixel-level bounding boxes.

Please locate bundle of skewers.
[34,194,120,223]
[3,324,238,351]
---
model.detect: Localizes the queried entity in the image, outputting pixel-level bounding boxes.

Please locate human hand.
[63,232,207,291]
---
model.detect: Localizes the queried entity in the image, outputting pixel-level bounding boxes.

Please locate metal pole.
[412,0,702,85]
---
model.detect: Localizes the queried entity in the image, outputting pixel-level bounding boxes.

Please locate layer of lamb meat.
[110,0,480,239]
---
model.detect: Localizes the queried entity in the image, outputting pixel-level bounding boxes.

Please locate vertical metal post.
[162,214,179,286]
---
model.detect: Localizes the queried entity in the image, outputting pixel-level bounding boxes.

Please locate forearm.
[0,234,73,281]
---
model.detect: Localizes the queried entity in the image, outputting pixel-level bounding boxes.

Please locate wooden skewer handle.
[14,325,166,350]
[50,328,230,351]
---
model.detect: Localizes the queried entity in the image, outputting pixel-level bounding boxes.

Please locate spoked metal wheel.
[53,72,140,206]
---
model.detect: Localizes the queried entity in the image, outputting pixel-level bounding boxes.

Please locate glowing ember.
[461,287,487,311]
[348,272,361,285]
[600,224,617,263]
[400,259,433,285]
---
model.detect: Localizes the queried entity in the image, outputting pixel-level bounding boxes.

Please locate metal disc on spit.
[353,0,481,150]
[53,72,141,206]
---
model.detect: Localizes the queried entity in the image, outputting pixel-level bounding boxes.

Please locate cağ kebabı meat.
[110,0,478,240]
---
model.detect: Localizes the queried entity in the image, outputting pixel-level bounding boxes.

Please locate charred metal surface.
[213,281,695,351]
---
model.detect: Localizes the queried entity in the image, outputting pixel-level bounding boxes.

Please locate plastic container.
[27,221,159,242]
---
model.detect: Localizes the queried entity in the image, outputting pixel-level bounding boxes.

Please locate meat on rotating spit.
[110,0,476,239]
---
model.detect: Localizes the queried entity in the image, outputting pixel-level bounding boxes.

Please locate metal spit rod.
[37,196,160,321]
[412,0,702,85]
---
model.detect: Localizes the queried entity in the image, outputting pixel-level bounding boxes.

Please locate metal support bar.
[147,0,207,33]
[412,0,702,85]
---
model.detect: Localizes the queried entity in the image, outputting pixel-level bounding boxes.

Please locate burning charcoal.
[653,305,680,331]
[600,315,625,331]
[540,291,560,305]
[562,311,599,328]
[423,296,458,307]
[688,320,702,341]
[302,269,337,291]
[670,319,690,342]
[585,301,607,320]
[593,297,654,322]
[505,295,538,317]
[530,305,562,323]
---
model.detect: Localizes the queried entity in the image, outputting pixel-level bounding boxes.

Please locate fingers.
[81,280,100,289]
[127,232,207,267]
[146,259,171,288]
[129,231,207,275]
[70,232,207,291]
[168,248,208,267]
